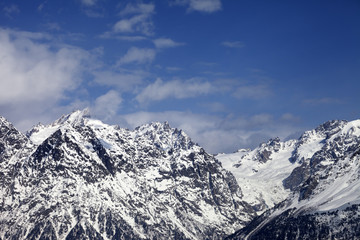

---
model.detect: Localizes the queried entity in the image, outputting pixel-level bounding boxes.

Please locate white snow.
[29,125,59,145]
[340,119,360,137]
[217,140,298,214]
[296,130,325,160]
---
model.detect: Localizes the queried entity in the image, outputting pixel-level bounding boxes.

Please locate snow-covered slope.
[0,110,255,240]
[225,119,360,239]
[217,138,298,215]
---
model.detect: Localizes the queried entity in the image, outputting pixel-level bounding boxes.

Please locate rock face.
[222,119,360,239]
[0,110,255,240]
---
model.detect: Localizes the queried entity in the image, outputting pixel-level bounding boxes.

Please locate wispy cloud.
[222,41,245,48]
[116,36,147,41]
[200,102,227,112]
[166,67,182,72]
[171,0,222,13]
[43,22,61,31]
[80,0,97,7]
[232,84,272,100]
[119,3,155,16]
[113,15,153,35]
[281,113,300,122]
[117,47,156,65]
[112,2,155,36]
[303,97,343,105]
[92,69,147,91]
[79,0,104,17]
[92,90,122,121]
[136,78,213,104]
[3,4,20,18]
[153,38,185,48]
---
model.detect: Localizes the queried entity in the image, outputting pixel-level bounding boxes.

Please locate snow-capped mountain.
[2,110,360,239]
[220,119,360,239]
[0,110,255,240]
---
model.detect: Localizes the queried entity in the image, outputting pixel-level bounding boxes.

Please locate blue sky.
[1,0,359,153]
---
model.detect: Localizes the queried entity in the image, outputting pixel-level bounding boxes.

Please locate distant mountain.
[0,110,255,240]
[218,119,360,239]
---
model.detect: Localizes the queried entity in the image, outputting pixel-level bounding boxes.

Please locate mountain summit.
[0,111,254,240]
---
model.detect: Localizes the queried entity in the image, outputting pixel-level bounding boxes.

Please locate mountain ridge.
[1,111,360,239]
[0,110,255,240]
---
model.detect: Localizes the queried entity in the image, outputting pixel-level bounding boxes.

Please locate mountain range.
[1,109,359,239]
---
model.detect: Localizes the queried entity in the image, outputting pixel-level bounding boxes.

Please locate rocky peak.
[53,108,91,128]
[135,121,196,152]
[315,119,347,138]
[0,116,28,162]
[251,137,283,163]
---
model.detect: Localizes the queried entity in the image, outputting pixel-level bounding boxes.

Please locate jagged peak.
[0,115,26,139]
[134,121,197,151]
[0,116,15,129]
[53,108,91,127]
[314,119,347,136]
[26,109,91,145]
[135,121,171,132]
[25,122,45,138]
[135,121,192,141]
[0,115,7,123]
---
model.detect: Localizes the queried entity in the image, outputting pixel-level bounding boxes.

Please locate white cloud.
[136,78,213,104]
[113,3,155,36]
[166,67,182,72]
[189,0,222,13]
[232,85,272,100]
[119,3,155,16]
[92,90,122,121]
[153,38,185,48]
[201,102,227,112]
[116,36,147,41]
[0,28,88,105]
[113,15,154,36]
[117,47,156,65]
[92,69,146,91]
[114,17,137,32]
[79,0,105,17]
[222,41,245,48]
[80,0,97,7]
[172,0,222,13]
[281,113,300,122]
[0,28,91,131]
